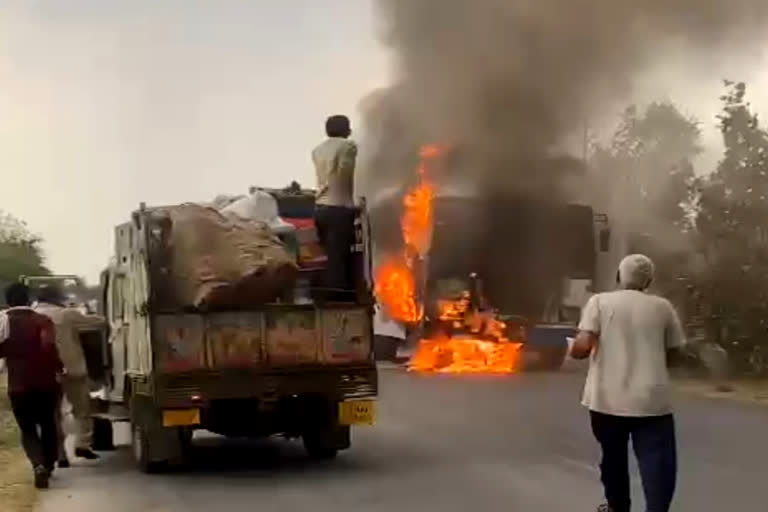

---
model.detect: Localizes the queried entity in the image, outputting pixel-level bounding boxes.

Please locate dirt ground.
[675,377,768,405]
[0,378,37,512]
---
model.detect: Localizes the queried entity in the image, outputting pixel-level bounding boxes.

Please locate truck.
[87,188,378,472]
[369,182,611,370]
[21,274,91,309]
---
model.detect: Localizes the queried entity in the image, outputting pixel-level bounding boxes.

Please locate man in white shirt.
[570,254,686,512]
[312,114,358,299]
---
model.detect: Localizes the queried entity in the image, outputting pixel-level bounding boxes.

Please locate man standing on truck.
[569,254,686,512]
[312,114,358,298]
[0,283,62,488]
[35,285,106,462]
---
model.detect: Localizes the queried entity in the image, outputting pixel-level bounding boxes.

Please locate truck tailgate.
[154,305,373,372]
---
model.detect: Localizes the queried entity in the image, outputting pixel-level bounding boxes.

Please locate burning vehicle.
[369,145,610,373]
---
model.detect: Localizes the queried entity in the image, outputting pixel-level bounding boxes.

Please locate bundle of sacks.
[157,190,299,310]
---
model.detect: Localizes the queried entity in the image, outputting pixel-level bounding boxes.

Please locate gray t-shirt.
[578,290,686,417]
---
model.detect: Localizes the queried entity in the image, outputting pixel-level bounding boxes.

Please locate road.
[37,366,768,512]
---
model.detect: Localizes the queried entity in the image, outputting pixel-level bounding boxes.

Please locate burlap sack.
[164,204,298,309]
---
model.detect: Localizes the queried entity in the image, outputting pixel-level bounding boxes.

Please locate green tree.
[591,102,701,231]
[589,102,701,303]
[694,81,768,371]
[0,211,49,286]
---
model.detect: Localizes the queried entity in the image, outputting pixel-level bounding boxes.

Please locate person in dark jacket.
[0,283,63,489]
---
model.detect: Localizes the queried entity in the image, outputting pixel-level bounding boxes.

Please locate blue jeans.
[590,411,677,512]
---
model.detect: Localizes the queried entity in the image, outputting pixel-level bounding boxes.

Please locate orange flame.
[374,143,522,374]
[373,257,422,323]
[401,178,434,260]
[374,145,440,323]
[411,292,523,374]
[410,336,523,374]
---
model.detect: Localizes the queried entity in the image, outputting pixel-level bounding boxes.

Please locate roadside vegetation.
[0,378,37,512]
[0,211,48,510]
[588,81,768,386]
[675,376,768,405]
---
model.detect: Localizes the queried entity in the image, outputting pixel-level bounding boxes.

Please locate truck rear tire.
[302,430,339,460]
[131,413,179,473]
[132,423,163,473]
[92,418,115,451]
[303,423,350,460]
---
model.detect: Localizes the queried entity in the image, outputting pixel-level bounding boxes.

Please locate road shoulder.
[674,377,768,406]
[0,378,37,512]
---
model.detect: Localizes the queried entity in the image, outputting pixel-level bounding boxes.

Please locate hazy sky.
[0,1,388,282]
[2,1,768,283]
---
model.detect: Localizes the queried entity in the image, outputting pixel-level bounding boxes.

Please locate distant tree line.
[0,211,49,305]
[589,81,768,375]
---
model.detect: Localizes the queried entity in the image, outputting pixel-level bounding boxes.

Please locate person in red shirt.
[0,283,63,489]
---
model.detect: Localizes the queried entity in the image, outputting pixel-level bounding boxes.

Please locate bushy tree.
[0,211,49,287]
[694,81,768,371]
[589,102,701,303]
[616,103,698,225]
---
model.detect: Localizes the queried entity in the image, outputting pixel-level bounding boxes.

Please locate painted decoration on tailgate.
[154,314,206,372]
[206,313,264,368]
[265,310,318,365]
[320,308,371,363]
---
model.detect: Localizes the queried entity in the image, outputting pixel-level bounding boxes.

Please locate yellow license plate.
[338,400,376,426]
[162,408,201,427]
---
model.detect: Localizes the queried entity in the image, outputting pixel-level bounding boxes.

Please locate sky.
[0,1,389,282]
[2,1,768,283]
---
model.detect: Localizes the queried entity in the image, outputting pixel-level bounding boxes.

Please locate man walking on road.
[0,283,63,488]
[35,285,106,462]
[570,254,687,512]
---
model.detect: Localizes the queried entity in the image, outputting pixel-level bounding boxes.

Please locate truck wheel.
[131,423,164,473]
[302,428,339,460]
[92,418,115,451]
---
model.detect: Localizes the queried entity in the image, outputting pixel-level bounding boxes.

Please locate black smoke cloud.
[361,0,768,316]
[360,0,768,199]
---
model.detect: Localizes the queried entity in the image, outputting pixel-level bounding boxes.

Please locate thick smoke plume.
[361,0,768,200]
[361,0,768,316]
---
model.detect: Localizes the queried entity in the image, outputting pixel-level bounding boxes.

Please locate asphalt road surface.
[37,366,768,512]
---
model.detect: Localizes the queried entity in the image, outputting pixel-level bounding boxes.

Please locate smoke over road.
[360,0,768,200]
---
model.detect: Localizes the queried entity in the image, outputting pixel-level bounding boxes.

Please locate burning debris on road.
[409,288,524,374]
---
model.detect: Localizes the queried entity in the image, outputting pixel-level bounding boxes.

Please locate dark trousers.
[315,205,356,298]
[590,411,677,512]
[9,390,59,470]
